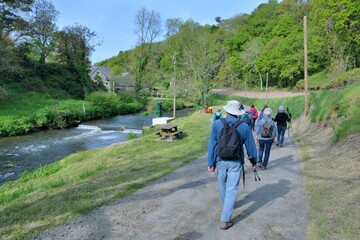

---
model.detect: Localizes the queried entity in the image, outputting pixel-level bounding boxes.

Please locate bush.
[118,91,135,103]
[0,117,35,137]
[85,92,120,116]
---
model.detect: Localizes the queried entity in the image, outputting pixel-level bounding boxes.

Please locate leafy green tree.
[309,0,360,74]
[180,24,226,105]
[28,0,59,64]
[165,18,183,38]
[0,0,34,40]
[239,38,264,89]
[56,24,99,97]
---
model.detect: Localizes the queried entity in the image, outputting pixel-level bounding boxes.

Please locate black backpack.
[260,121,272,138]
[215,113,222,120]
[217,118,242,160]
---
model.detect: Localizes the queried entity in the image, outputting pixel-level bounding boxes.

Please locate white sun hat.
[223,100,245,116]
[264,108,272,116]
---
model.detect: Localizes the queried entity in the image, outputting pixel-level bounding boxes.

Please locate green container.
[155,101,162,117]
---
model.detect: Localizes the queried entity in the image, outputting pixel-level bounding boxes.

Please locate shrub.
[118,91,135,103]
[85,92,120,115]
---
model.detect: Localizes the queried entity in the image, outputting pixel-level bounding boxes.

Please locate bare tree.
[133,7,162,94]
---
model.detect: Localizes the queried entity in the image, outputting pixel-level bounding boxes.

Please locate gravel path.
[35,134,307,240]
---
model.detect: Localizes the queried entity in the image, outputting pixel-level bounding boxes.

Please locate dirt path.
[213,89,304,99]
[35,134,307,240]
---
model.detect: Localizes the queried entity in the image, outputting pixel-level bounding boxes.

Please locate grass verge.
[0,111,212,239]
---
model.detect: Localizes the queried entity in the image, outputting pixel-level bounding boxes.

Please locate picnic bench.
[155,124,183,140]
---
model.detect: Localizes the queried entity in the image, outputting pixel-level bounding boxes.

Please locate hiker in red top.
[249,104,258,131]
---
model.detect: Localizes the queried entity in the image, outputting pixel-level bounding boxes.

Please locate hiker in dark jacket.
[274,106,291,147]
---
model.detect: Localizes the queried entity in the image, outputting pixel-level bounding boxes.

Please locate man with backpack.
[274,105,291,147]
[255,107,277,170]
[207,100,257,230]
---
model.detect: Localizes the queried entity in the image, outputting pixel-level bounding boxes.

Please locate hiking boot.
[279,144,283,147]
[276,142,279,146]
[257,163,263,169]
[220,221,233,230]
[261,166,267,170]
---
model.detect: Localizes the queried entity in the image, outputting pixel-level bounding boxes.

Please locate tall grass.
[309,80,360,142]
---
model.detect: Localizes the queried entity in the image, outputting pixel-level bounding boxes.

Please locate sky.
[51,0,270,64]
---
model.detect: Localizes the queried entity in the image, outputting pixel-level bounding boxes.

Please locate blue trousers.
[216,160,242,222]
[258,139,273,167]
[277,125,287,144]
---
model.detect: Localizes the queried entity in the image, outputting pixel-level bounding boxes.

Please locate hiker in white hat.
[207,100,257,230]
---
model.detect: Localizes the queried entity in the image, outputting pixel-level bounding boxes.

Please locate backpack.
[260,121,272,138]
[217,118,242,160]
[215,113,222,120]
[240,113,252,127]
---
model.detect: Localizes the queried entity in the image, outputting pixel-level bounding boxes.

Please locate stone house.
[89,66,111,91]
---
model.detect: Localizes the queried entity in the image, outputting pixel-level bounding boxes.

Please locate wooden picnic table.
[155,124,183,140]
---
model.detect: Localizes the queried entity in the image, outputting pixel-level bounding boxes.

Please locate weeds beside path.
[213,89,304,99]
[36,135,307,239]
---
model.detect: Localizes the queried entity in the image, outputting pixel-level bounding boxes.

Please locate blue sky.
[51,0,270,64]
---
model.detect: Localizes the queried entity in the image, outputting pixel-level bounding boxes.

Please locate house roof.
[90,66,111,79]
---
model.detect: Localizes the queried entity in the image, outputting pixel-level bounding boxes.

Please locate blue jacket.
[255,116,277,140]
[208,114,257,167]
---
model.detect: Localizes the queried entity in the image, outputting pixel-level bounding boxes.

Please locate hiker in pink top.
[249,104,258,131]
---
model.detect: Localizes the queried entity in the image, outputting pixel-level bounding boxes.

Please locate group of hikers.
[208,100,291,230]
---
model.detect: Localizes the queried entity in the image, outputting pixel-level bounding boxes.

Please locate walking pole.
[287,107,292,137]
[253,170,261,181]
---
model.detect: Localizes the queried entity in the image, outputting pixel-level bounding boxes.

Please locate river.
[0,108,194,185]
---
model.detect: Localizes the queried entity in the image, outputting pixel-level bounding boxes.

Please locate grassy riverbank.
[0,110,212,239]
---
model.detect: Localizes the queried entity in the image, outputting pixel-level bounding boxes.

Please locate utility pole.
[304,16,309,116]
[172,53,177,119]
[265,72,269,105]
[244,78,247,99]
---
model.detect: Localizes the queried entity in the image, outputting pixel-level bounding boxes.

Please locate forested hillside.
[99,0,360,105]
[1,0,360,107]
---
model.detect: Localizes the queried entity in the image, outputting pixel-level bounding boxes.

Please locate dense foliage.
[0,0,101,100]
[99,0,360,106]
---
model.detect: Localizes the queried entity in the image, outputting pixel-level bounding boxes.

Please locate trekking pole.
[253,170,261,181]
[287,107,292,137]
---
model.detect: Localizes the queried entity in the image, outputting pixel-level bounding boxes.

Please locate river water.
[0,108,194,185]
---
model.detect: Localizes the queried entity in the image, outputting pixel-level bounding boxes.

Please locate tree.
[309,0,360,74]
[239,39,264,89]
[180,24,226,106]
[0,0,34,40]
[56,24,100,97]
[133,7,162,94]
[28,0,59,64]
[165,18,183,38]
